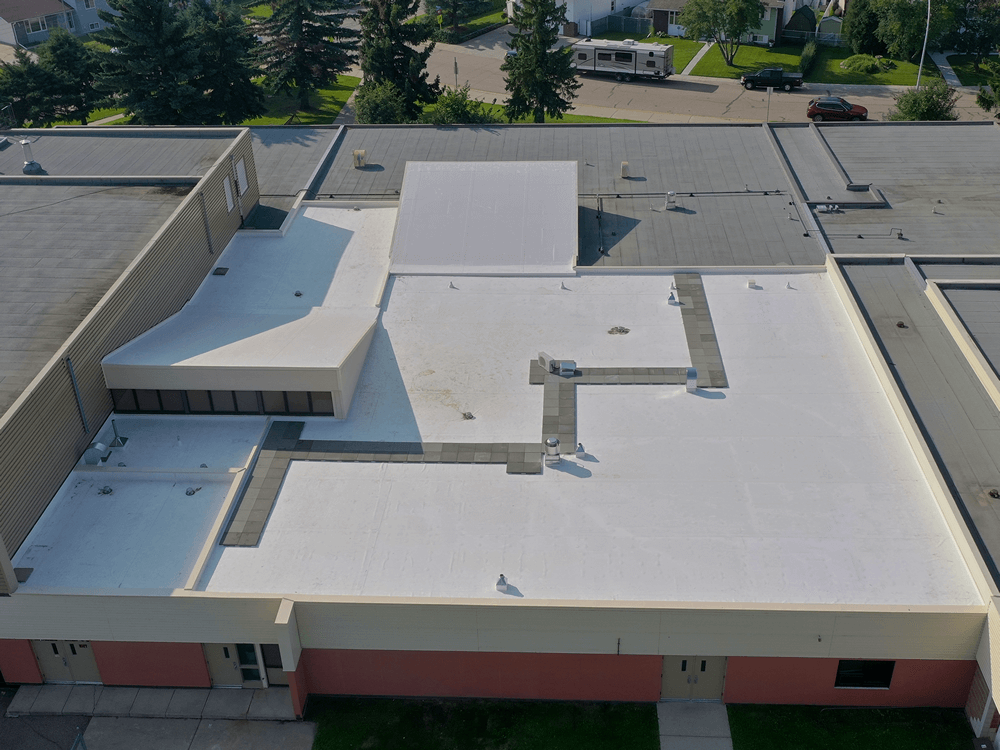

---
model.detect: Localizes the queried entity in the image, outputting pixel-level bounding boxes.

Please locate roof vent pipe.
[544,437,561,465]
[20,139,41,174]
[686,367,698,393]
[663,191,676,210]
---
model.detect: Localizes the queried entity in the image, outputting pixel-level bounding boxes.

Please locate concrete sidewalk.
[930,51,971,88]
[658,702,734,750]
[6,684,295,721]
[82,716,316,750]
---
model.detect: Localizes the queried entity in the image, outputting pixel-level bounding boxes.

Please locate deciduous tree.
[678,0,765,67]
[888,78,959,119]
[501,0,580,123]
[975,60,1000,116]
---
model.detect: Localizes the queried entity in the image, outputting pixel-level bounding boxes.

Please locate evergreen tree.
[440,0,490,32]
[255,0,358,111]
[187,0,265,124]
[843,0,885,55]
[97,0,205,125]
[37,29,102,125]
[501,0,580,123]
[0,48,62,126]
[359,0,438,121]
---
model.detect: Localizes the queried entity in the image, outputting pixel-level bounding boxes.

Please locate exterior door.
[32,641,101,683]
[204,643,264,688]
[661,656,727,700]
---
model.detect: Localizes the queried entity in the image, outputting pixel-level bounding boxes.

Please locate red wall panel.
[90,642,211,688]
[302,650,662,702]
[287,662,308,718]
[724,657,977,708]
[0,639,42,684]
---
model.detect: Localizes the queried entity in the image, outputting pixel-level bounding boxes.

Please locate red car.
[807,96,869,122]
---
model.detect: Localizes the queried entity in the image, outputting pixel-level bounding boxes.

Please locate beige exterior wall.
[0,592,985,663]
[0,129,260,595]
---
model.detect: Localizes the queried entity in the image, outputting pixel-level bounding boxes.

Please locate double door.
[204,643,265,688]
[32,641,101,683]
[661,656,726,700]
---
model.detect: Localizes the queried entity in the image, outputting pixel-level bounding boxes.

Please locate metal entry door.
[661,656,727,700]
[32,641,101,683]
[203,643,264,688]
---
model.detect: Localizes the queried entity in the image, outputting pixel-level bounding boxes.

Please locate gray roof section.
[945,287,1000,378]
[250,127,340,198]
[317,125,821,267]
[813,124,1000,255]
[0,185,187,416]
[918,262,1000,281]
[772,126,857,204]
[0,129,236,177]
[842,259,1000,586]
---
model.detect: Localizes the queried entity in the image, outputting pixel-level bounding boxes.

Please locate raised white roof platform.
[198,272,982,607]
[102,207,394,414]
[390,162,578,276]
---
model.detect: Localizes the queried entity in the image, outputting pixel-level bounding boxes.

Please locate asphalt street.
[423,28,993,123]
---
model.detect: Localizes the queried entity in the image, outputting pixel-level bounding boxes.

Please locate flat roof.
[102,206,392,385]
[390,162,578,275]
[198,271,981,606]
[0,185,188,417]
[11,416,266,591]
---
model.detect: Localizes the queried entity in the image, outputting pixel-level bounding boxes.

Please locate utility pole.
[915,0,931,88]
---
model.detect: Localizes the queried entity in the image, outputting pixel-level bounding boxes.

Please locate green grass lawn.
[471,101,641,123]
[414,0,506,39]
[242,75,360,125]
[947,53,999,86]
[55,106,127,126]
[588,33,705,73]
[246,3,272,18]
[728,705,975,750]
[692,43,940,85]
[83,40,112,53]
[308,697,659,750]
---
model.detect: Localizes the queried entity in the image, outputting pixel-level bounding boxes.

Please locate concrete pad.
[130,688,174,718]
[246,688,295,720]
[202,688,253,719]
[661,738,734,750]
[6,685,41,716]
[657,702,731,738]
[29,684,72,714]
[64,685,103,715]
[83,717,200,750]
[164,689,209,718]
[93,687,138,716]
[189,718,317,750]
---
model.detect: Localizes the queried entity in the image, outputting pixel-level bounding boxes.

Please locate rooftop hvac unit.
[621,161,629,178]
[352,149,367,169]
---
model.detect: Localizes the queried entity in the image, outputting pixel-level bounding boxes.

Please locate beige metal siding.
[0,131,259,594]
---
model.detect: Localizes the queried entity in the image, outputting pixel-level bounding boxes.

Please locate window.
[260,644,283,670]
[89,21,100,29]
[187,390,213,413]
[680,659,687,671]
[210,390,236,413]
[285,391,310,413]
[84,0,95,8]
[234,391,259,413]
[614,52,633,63]
[310,391,334,414]
[262,391,287,413]
[665,10,678,24]
[67,13,74,29]
[159,390,185,412]
[236,158,249,196]
[224,177,235,212]
[111,389,137,411]
[835,660,894,689]
[646,60,657,68]
[577,52,588,60]
[763,6,770,19]
[28,17,46,32]
[135,389,161,412]
[597,52,612,61]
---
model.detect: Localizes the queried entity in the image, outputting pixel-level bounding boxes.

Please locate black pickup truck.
[739,68,804,91]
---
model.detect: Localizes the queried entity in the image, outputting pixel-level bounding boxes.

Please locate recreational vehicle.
[570,39,675,82]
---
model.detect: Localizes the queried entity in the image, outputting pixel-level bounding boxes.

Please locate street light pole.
[915,0,931,88]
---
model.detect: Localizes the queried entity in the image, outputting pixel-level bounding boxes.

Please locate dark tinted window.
[835,660,894,688]
[210,390,235,413]
[111,389,136,411]
[310,392,334,414]
[159,390,185,412]
[262,392,286,413]
[577,52,587,59]
[597,52,612,61]
[614,52,632,63]
[234,391,259,413]
[261,644,283,669]
[286,391,310,413]
[187,390,212,412]
[135,389,160,412]
[646,60,657,67]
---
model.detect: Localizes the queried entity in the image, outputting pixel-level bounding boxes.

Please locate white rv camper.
[570,39,675,82]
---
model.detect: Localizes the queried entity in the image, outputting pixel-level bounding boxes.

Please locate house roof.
[0,0,71,22]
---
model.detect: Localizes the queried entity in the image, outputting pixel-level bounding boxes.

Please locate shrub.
[840,53,894,74]
[887,78,959,121]
[799,40,819,76]
[420,84,501,124]
[354,80,409,124]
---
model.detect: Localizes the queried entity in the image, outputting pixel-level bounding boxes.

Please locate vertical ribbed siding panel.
[0,131,258,594]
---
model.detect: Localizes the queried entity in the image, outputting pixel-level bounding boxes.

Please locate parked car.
[739,68,804,91]
[806,96,869,122]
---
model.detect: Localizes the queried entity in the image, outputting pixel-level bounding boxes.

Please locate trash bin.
[972,739,991,750]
